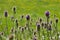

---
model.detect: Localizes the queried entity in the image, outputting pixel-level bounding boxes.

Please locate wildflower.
[41,22,44,27]
[13,7,16,14]
[36,24,40,31]
[10,28,14,33]
[21,27,24,32]
[56,18,58,23]
[26,15,30,20]
[44,23,47,28]
[16,19,18,23]
[39,18,42,23]
[50,20,52,24]
[15,19,18,28]
[21,15,24,19]
[47,24,52,30]
[34,31,36,35]
[4,11,8,17]
[45,11,50,18]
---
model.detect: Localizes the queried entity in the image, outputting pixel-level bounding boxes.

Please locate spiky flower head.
[47,24,52,30]
[26,15,30,21]
[39,18,42,23]
[4,11,8,17]
[56,18,58,23]
[36,23,40,31]
[13,7,16,14]
[45,11,50,18]
[42,22,44,27]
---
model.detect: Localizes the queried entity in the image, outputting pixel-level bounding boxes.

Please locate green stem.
[47,17,49,40]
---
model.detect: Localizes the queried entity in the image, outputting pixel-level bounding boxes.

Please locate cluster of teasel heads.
[0,7,59,40]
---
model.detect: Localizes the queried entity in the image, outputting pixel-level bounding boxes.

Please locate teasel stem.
[46,17,49,40]
[27,21,31,38]
[12,7,16,40]
[22,28,26,40]
[13,7,16,19]
[26,15,32,38]
[50,25,52,39]
[36,23,40,40]
[45,11,50,40]
[55,18,58,40]
[5,17,9,37]
[42,23,45,40]
[4,11,8,37]
[13,7,16,30]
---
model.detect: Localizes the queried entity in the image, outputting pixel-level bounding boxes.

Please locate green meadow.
[0,0,60,40]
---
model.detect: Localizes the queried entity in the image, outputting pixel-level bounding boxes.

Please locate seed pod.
[13,7,16,14]
[41,23,44,27]
[21,27,24,32]
[37,24,40,31]
[15,19,18,28]
[21,15,24,19]
[56,18,58,23]
[47,24,52,30]
[45,11,50,18]
[39,18,42,23]
[26,15,30,21]
[50,20,52,24]
[34,31,36,35]
[4,11,8,17]
[16,20,18,23]
[44,23,47,28]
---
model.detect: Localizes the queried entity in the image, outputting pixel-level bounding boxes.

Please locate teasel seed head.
[56,18,58,23]
[26,15,30,21]
[4,11,8,17]
[45,11,50,18]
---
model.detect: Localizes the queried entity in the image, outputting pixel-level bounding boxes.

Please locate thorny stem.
[27,20,32,39]
[56,23,59,40]
[47,17,49,40]
[42,27,45,40]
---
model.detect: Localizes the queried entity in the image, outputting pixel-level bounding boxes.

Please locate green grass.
[0,0,60,40]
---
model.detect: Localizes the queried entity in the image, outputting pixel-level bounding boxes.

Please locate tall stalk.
[55,18,58,40]
[4,11,8,37]
[42,23,45,40]
[46,17,49,40]
[45,11,50,40]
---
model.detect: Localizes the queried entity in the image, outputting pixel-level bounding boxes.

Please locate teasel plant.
[15,19,18,28]
[55,18,59,40]
[13,6,16,18]
[41,22,45,40]
[36,22,40,40]
[45,11,50,40]
[4,11,8,37]
[21,27,26,40]
[26,14,32,39]
[48,24,52,40]
[15,19,21,40]
[12,6,16,30]
[12,7,16,26]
